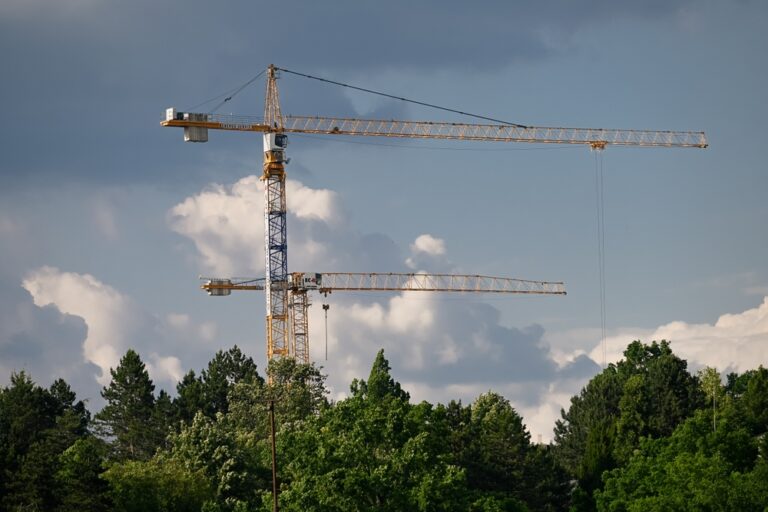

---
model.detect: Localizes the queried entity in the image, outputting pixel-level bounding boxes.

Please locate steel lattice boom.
[201,272,566,365]
[201,272,566,295]
[162,113,708,148]
[310,272,565,295]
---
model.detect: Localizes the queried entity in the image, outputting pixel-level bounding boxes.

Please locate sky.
[1,0,767,442]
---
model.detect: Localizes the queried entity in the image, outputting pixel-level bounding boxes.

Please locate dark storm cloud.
[393,301,557,385]
[0,279,103,405]
[0,0,692,184]
[556,353,601,380]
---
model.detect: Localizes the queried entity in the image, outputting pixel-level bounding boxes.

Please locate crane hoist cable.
[594,148,607,368]
[322,303,330,361]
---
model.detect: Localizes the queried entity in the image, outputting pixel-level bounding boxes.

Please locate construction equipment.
[162,64,707,366]
[201,273,567,365]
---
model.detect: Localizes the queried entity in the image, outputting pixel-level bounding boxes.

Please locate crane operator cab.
[263,133,288,164]
[264,133,288,151]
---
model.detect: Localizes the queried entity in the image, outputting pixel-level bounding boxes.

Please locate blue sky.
[1,0,766,440]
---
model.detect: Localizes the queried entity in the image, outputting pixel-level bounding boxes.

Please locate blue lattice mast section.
[262,141,289,360]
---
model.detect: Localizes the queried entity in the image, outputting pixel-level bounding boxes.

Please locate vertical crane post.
[263,65,290,362]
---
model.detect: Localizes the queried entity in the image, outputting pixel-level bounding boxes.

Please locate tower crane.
[162,64,707,366]
[202,272,567,365]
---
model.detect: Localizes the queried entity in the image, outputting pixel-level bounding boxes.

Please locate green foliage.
[175,370,205,425]
[102,458,212,512]
[55,436,111,511]
[95,349,160,461]
[3,341,765,512]
[739,365,768,435]
[465,393,529,492]
[153,389,177,446]
[554,340,705,506]
[276,351,466,511]
[350,349,410,402]
[468,495,529,512]
[594,363,768,511]
[596,408,768,511]
[162,412,262,508]
[199,345,263,418]
[0,372,91,511]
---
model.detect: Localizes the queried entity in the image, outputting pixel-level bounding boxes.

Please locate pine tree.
[0,373,93,511]
[95,349,157,460]
[175,370,205,424]
[199,345,263,417]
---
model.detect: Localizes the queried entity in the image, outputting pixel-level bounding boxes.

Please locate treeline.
[0,341,766,511]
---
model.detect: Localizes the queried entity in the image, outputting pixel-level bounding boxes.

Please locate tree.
[350,349,410,402]
[0,373,92,511]
[55,436,111,512]
[554,340,704,509]
[465,393,530,494]
[596,406,768,511]
[199,346,263,418]
[739,365,768,435]
[697,367,725,433]
[162,412,258,510]
[95,349,158,460]
[458,392,568,511]
[102,458,212,512]
[175,369,206,425]
[153,389,176,449]
[553,366,622,496]
[276,350,467,511]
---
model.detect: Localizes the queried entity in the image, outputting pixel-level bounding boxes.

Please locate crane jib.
[162,111,707,148]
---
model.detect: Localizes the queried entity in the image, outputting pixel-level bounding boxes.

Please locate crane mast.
[163,63,707,366]
[262,66,290,361]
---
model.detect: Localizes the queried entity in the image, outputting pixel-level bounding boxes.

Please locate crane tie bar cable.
[276,67,529,129]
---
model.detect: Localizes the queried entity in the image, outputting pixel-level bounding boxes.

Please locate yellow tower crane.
[202,272,567,364]
[162,64,707,366]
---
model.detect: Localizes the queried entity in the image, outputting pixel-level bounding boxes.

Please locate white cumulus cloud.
[21,266,216,391]
[411,234,446,256]
[591,296,768,373]
[22,266,136,384]
[406,234,450,270]
[168,176,341,276]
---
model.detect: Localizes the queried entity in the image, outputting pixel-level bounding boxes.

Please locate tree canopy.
[2,340,766,511]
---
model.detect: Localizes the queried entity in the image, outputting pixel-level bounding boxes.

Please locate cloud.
[286,180,341,224]
[410,234,446,256]
[168,175,395,276]
[406,234,452,271]
[0,277,103,404]
[0,0,700,186]
[592,297,768,374]
[19,266,214,395]
[22,266,137,384]
[92,198,119,240]
[170,176,592,441]
[147,353,184,384]
[168,176,265,276]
